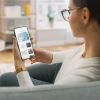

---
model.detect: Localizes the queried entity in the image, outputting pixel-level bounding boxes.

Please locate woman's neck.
[83,34,100,58]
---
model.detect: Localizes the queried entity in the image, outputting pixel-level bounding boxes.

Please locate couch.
[0,81,100,100]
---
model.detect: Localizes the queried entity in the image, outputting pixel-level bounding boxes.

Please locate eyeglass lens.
[63,10,69,21]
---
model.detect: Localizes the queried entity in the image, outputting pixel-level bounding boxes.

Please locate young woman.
[1,0,100,86]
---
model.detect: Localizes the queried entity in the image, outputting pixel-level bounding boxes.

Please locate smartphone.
[14,27,35,60]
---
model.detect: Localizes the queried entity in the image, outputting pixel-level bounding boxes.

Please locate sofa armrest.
[0,81,100,100]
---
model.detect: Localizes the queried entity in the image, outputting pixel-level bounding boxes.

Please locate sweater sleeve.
[51,47,78,64]
[16,71,34,87]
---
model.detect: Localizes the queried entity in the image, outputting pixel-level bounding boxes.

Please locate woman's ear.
[81,7,90,25]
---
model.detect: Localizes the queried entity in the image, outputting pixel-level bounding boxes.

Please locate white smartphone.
[14,27,35,60]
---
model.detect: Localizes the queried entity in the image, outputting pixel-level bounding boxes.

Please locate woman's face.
[68,0,86,37]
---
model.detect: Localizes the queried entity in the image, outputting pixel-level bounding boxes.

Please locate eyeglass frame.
[61,7,81,21]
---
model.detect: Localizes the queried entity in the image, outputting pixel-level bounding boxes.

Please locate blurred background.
[0,0,84,73]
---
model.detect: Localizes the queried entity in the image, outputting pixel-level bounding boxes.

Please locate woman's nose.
[67,16,70,21]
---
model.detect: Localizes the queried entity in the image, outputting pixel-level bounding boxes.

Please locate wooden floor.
[0,44,81,64]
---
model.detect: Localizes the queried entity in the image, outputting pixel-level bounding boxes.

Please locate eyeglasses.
[61,7,81,21]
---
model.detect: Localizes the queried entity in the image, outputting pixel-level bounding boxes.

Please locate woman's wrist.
[47,52,53,64]
[15,66,27,74]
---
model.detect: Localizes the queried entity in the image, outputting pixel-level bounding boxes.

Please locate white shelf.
[2,16,31,20]
[4,31,14,34]
[0,0,35,50]
[36,28,67,31]
[4,29,34,35]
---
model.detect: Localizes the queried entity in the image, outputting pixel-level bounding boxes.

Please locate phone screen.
[14,27,35,60]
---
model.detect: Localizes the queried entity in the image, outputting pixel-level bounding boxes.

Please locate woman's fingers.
[13,36,21,59]
[13,36,25,67]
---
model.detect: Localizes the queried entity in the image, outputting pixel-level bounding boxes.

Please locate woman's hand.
[13,36,26,73]
[30,48,53,64]
[30,37,53,64]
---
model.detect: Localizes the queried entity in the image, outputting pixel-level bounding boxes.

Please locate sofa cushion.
[0,81,100,100]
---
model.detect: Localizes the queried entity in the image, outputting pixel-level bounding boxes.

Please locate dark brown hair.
[73,0,100,26]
